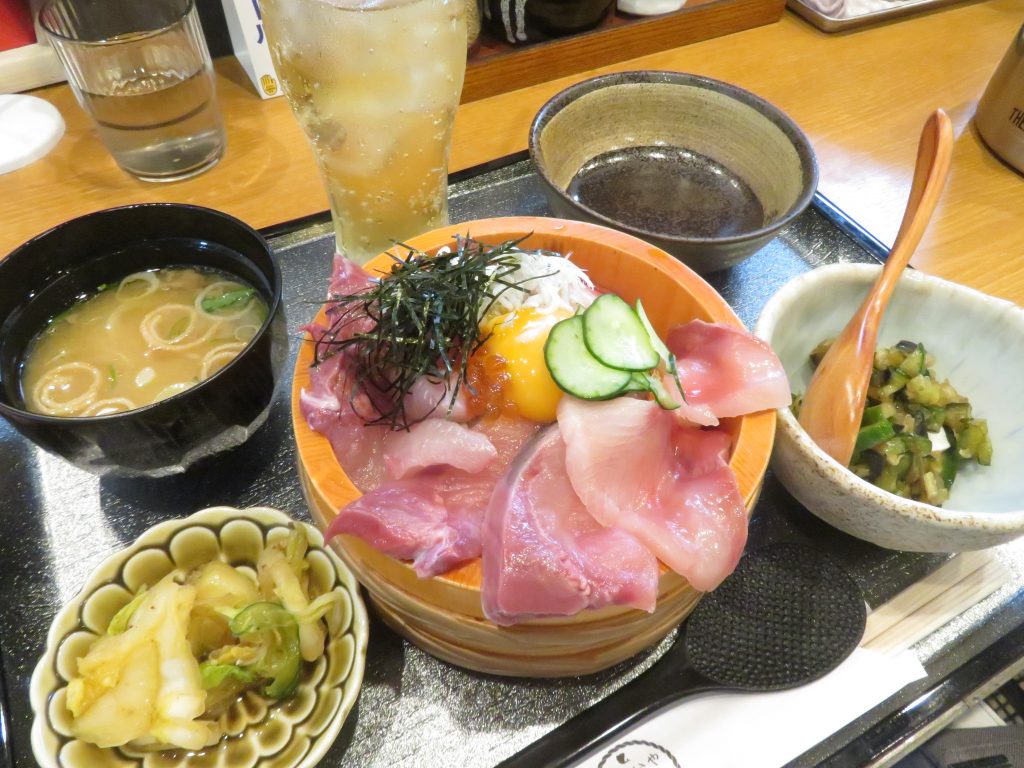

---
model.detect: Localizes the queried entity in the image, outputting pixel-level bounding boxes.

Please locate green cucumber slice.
[617,373,681,409]
[545,316,632,400]
[635,300,672,368]
[582,294,660,372]
[622,373,652,393]
[637,372,681,410]
[855,418,897,453]
[636,300,687,402]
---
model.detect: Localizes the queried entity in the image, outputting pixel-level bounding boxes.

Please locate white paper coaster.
[0,94,65,175]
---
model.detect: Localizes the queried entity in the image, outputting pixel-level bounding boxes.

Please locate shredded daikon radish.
[479,249,595,324]
[431,243,595,323]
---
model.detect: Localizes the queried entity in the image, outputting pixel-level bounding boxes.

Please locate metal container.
[976,23,1024,174]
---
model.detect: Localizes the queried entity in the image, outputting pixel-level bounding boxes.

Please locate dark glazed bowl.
[0,203,286,477]
[482,0,613,44]
[529,71,819,273]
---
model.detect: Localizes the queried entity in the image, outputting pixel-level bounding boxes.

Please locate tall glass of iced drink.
[261,0,467,263]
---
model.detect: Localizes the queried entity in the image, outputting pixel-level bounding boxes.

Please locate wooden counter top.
[4,1,1023,305]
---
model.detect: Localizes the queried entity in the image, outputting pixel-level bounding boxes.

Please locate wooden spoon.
[798,108,954,466]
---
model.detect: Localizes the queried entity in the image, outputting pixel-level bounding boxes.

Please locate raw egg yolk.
[481,307,571,423]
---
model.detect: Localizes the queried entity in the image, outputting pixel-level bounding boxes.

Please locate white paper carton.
[220,0,282,99]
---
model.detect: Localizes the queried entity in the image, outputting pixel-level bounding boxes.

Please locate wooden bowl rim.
[291,216,776,594]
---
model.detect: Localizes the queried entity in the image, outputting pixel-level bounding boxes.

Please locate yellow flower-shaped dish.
[30,506,369,768]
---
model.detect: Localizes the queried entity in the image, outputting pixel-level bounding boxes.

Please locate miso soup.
[21,267,268,417]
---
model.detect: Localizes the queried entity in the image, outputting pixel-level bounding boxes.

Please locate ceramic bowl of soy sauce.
[529,71,819,273]
[0,203,287,477]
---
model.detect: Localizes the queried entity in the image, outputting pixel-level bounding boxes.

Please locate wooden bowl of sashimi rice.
[292,217,781,677]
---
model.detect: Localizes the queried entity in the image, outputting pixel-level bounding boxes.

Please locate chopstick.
[0,647,13,767]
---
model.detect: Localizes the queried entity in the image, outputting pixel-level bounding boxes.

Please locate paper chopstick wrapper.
[573,550,1008,768]
[220,0,282,99]
[864,550,1004,653]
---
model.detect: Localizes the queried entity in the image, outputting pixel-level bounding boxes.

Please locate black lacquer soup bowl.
[0,203,286,477]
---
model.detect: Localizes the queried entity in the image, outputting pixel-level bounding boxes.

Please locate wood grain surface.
[3,2,1022,307]
[462,0,784,101]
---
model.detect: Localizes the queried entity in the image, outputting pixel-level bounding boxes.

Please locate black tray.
[2,152,1023,768]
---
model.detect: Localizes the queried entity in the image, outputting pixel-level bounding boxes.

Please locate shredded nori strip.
[314,235,552,431]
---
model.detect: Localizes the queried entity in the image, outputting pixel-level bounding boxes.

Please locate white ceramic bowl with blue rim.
[29,506,369,768]
[755,263,1024,552]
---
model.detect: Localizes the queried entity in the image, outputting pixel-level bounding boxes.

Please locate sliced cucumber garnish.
[619,372,680,409]
[582,294,660,372]
[635,300,672,367]
[640,372,681,410]
[545,294,685,410]
[622,373,653,394]
[545,315,632,400]
[636,299,686,402]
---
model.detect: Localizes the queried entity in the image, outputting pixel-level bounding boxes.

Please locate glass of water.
[39,0,226,182]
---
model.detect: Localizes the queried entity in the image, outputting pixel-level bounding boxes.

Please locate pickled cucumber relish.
[793,339,992,507]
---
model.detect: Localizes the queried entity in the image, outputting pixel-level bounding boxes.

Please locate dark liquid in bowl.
[567,145,766,238]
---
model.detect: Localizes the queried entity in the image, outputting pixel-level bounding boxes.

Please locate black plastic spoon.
[498,542,868,768]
